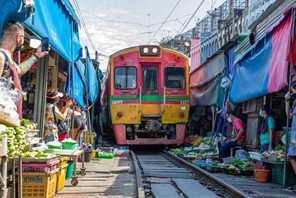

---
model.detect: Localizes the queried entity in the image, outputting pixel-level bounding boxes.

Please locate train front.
[109,45,189,145]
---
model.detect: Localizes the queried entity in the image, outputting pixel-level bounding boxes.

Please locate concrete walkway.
[55,157,136,198]
[213,173,295,198]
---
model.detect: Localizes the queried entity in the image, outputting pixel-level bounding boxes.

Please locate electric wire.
[176,0,206,36]
[148,0,182,44]
[72,0,96,51]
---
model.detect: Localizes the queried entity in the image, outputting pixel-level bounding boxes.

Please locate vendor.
[44,90,70,143]
[0,20,50,119]
[218,110,245,162]
[259,105,276,152]
[285,81,296,191]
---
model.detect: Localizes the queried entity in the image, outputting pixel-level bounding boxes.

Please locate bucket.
[65,161,74,179]
[255,169,270,183]
[84,149,92,162]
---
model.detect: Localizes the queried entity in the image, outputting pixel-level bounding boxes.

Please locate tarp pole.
[71,19,75,140]
[284,10,295,188]
[85,47,93,146]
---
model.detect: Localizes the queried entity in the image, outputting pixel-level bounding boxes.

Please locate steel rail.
[131,151,145,198]
[162,150,249,198]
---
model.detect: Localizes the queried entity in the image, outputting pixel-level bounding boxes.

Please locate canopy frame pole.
[85,47,94,146]
[71,19,75,140]
[284,10,295,188]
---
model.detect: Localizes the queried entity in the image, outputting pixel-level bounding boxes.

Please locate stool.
[230,146,243,157]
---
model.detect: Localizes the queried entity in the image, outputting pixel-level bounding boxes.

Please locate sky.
[71,0,226,71]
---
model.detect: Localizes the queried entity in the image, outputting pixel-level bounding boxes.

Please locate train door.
[141,65,161,116]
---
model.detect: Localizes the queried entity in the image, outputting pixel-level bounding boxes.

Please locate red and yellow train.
[100,45,189,145]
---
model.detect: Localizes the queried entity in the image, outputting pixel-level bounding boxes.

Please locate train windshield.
[115,67,137,89]
[164,67,185,89]
[143,68,158,90]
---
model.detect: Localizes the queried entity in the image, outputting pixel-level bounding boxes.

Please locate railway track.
[131,149,249,198]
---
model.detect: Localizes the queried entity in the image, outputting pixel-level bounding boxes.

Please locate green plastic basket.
[272,164,296,186]
[98,153,114,159]
[65,161,74,179]
[62,142,76,150]
[48,145,61,149]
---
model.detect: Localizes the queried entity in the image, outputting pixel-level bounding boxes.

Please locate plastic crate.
[195,161,212,167]
[18,168,59,198]
[17,160,59,172]
[0,134,7,156]
[222,157,235,164]
[272,164,296,186]
[58,157,69,167]
[56,163,68,192]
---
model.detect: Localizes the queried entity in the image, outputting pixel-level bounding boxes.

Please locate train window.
[165,67,185,89]
[143,69,158,90]
[114,67,137,89]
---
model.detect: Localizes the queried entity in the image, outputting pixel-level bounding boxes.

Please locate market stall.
[171,135,255,177]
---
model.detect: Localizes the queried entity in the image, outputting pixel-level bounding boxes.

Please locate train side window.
[114,67,137,89]
[164,67,185,89]
[143,69,158,90]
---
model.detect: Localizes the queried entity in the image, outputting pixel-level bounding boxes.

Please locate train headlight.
[143,47,149,54]
[117,112,123,117]
[179,112,185,118]
[152,47,158,54]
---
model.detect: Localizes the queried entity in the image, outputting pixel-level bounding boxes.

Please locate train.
[100,45,189,145]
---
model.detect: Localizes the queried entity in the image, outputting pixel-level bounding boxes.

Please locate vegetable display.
[21,150,56,158]
[0,119,39,158]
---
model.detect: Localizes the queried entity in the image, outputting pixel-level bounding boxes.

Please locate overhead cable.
[148,0,182,44]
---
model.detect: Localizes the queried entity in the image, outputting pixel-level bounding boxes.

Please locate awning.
[65,59,86,107]
[230,7,294,104]
[24,0,82,62]
[86,55,98,103]
[190,53,227,107]
[0,0,34,35]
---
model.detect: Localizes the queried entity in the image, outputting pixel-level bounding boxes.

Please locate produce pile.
[184,136,203,145]
[21,150,56,158]
[22,119,38,130]
[199,158,255,176]
[0,119,40,158]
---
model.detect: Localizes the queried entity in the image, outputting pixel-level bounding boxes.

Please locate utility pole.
[147,14,151,43]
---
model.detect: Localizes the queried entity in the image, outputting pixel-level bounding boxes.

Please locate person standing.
[285,81,296,191]
[0,20,50,119]
[44,90,70,143]
[218,110,245,162]
[259,105,276,152]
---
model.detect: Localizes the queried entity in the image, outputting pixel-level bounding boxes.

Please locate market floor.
[54,157,136,198]
[213,173,295,198]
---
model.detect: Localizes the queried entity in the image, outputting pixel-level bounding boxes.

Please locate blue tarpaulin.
[230,8,294,104]
[86,55,98,103]
[24,0,82,62]
[65,59,86,107]
[0,0,34,36]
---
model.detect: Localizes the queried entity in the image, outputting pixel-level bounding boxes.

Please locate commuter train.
[100,45,189,145]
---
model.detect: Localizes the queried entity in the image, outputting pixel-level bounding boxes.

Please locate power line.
[176,0,206,36]
[72,0,96,51]
[148,0,182,44]
[80,8,192,28]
